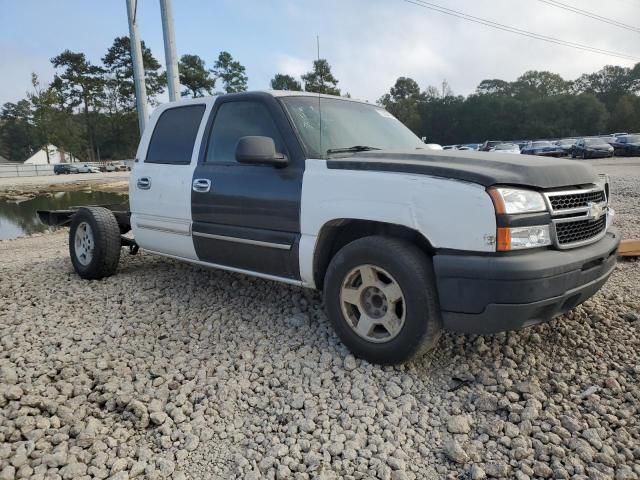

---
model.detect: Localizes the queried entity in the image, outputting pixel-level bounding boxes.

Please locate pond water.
[0,191,128,241]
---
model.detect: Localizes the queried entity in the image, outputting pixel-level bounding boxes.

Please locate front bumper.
[433,229,620,334]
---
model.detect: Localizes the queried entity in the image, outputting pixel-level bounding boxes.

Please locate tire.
[323,236,442,365]
[69,207,121,280]
[581,151,587,160]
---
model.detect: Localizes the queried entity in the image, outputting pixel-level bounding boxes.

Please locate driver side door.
[190,94,305,280]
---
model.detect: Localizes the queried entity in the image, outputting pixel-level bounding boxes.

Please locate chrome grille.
[544,186,608,249]
[548,190,605,211]
[555,217,606,246]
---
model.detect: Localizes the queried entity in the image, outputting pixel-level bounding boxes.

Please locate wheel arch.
[312,218,434,290]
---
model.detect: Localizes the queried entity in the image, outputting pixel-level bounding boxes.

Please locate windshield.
[495,143,517,150]
[622,135,640,143]
[280,96,424,158]
[532,141,553,147]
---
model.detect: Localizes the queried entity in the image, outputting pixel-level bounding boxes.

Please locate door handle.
[137,177,151,190]
[192,178,211,193]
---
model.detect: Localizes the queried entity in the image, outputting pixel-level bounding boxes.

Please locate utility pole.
[160,0,181,101]
[126,0,148,133]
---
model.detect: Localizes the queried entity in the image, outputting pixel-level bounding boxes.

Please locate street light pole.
[126,0,148,133]
[159,0,181,101]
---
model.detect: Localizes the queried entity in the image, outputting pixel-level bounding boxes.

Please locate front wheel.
[69,207,122,280]
[323,236,442,365]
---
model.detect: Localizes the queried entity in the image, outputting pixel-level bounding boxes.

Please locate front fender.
[298,160,497,287]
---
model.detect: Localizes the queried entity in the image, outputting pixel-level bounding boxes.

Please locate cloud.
[279,0,639,102]
[274,54,309,79]
[1,0,638,106]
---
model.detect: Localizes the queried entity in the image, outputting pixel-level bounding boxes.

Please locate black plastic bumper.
[433,229,620,334]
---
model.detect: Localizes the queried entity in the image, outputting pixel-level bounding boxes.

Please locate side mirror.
[235,136,288,167]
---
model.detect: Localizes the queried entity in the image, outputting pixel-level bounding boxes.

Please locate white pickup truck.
[39,91,620,365]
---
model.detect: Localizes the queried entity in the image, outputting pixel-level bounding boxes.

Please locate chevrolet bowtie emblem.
[586,202,605,221]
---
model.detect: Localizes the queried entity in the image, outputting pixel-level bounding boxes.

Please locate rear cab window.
[146,105,206,164]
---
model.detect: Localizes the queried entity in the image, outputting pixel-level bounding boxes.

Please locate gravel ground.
[1,162,639,480]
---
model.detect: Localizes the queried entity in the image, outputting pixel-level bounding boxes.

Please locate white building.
[23,145,76,165]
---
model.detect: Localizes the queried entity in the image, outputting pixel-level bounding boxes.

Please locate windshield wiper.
[326,145,382,155]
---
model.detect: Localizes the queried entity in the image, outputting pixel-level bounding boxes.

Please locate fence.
[0,160,134,179]
[0,164,55,178]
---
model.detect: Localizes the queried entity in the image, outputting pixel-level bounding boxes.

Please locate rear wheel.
[69,207,121,279]
[323,236,442,365]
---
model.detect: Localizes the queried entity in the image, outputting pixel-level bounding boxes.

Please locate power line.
[402,0,640,62]
[537,0,640,34]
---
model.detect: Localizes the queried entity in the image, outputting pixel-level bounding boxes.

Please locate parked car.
[599,135,616,145]
[570,138,614,159]
[521,141,565,157]
[479,140,503,151]
[53,164,72,175]
[554,138,576,156]
[423,143,443,150]
[464,143,480,151]
[72,164,96,173]
[88,166,101,173]
[611,134,640,157]
[37,91,620,365]
[492,143,521,154]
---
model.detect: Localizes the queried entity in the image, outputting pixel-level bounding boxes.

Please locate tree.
[0,100,36,162]
[270,73,302,91]
[51,50,106,161]
[102,36,165,111]
[512,71,570,98]
[213,51,248,93]
[378,77,424,133]
[440,79,454,98]
[28,74,59,163]
[179,54,215,97]
[476,79,512,96]
[302,59,340,95]
[609,95,640,133]
[100,37,166,158]
[574,65,638,114]
[388,77,421,102]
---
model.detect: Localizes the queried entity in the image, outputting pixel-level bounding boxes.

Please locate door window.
[146,105,206,164]
[205,101,284,164]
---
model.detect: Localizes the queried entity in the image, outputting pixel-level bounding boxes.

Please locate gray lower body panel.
[433,229,620,334]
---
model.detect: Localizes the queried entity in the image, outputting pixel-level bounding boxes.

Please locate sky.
[1,0,639,107]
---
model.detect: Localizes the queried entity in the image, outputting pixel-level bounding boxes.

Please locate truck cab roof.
[156,90,371,108]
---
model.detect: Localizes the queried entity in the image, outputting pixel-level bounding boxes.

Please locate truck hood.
[326,150,598,189]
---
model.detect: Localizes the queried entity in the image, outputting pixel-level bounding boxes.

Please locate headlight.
[497,225,551,251]
[488,187,547,214]
[597,174,610,202]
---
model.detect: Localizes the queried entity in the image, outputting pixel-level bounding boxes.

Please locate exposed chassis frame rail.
[37,206,138,254]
